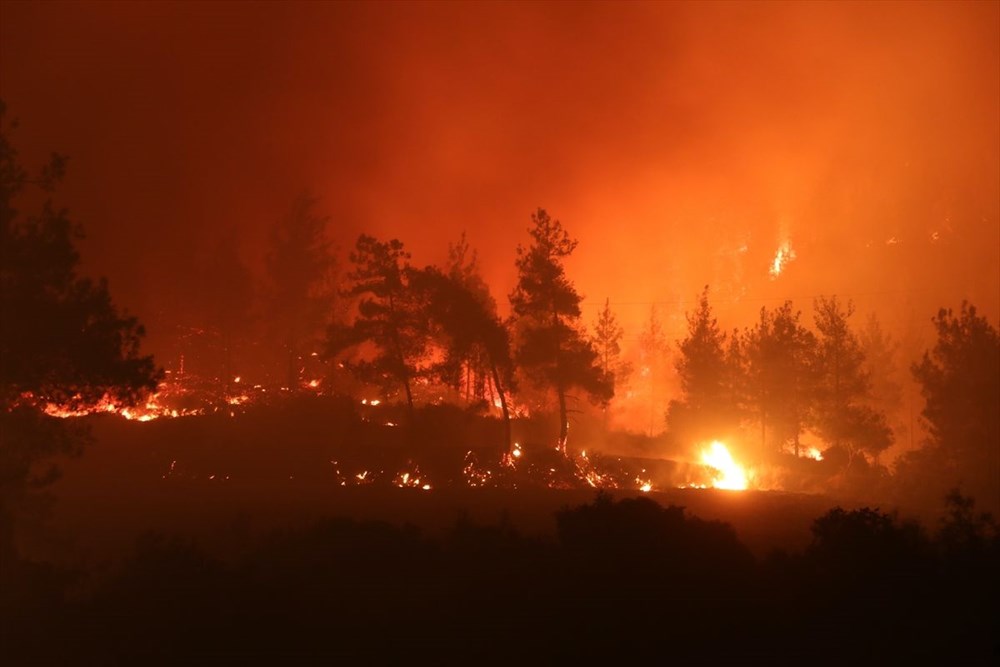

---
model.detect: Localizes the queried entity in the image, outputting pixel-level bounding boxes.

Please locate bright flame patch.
[701,441,748,490]
[769,240,796,279]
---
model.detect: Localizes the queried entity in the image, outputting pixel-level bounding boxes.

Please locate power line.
[580,287,968,309]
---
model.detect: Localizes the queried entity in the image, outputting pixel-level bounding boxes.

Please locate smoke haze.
[2,1,997,359]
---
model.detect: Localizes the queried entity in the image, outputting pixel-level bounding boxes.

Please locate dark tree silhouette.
[556,493,754,579]
[509,209,610,453]
[0,101,159,559]
[591,298,631,415]
[265,192,336,387]
[196,228,255,389]
[859,312,906,446]
[936,489,998,558]
[811,296,892,464]
[439,234,507,409]
[637,304,670,436]
[410,262,515,453]
[667,286,739,444]
[742,301,815,456]
[328,235,426,421]
[806,506,927,584]
[0,108,158,410]
[909,303,999,511]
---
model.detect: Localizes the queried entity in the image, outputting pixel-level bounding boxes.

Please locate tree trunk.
[465,363,471,405]
[551,306,568,454]
[401,374,414,422]
[387,292,415,424]
[557,383,569,453]
[224,332,233,394]
[761,408,767,453]
[286,342,296,389]
[490,363,512,456]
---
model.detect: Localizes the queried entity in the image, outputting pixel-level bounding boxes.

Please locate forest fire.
[13,378,883,497]
[2,1,998,662]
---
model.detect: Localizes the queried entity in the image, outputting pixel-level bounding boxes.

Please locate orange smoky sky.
[1,1,997,358]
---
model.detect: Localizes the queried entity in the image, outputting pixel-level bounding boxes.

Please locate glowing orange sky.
[2,1,997,359]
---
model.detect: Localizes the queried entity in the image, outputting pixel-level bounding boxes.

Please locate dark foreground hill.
[3,493,997,663]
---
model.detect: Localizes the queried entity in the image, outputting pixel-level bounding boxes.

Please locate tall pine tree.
[265,193,336,387]
[328,235,426,421]
[811,296,892,464]
[743,301,816,457]
[667,287,737,444]
[509,209,610,453]
[592,298,631,405]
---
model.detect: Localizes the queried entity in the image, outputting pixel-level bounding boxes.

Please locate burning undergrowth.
[34,388,843,497]
[24,374,850,496]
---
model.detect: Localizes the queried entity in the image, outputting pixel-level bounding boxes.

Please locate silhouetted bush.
[3,493,998,662]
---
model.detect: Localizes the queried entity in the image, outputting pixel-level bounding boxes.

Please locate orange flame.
[701,441,748,490]
[769,240,796,279]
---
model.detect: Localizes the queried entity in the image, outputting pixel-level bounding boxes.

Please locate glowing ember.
[701,441,748,490]
[161,459,177,479]
[501,442,522,468]
[462,451,494,487]
[572,451,618,490]
[769,240,796,279]
[394,466,430,489]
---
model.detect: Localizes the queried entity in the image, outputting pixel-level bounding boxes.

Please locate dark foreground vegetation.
[3,493,997,663]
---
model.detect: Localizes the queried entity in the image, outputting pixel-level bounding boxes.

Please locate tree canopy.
[909,302,999,510]
[591,298,631,408]
[265,192,336,386]
[328,234,426,419]
[0,100,159,411]
[811,296,892,463]
[667,287,738,444]
[411,260,514,452]
[741,301,816,457]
